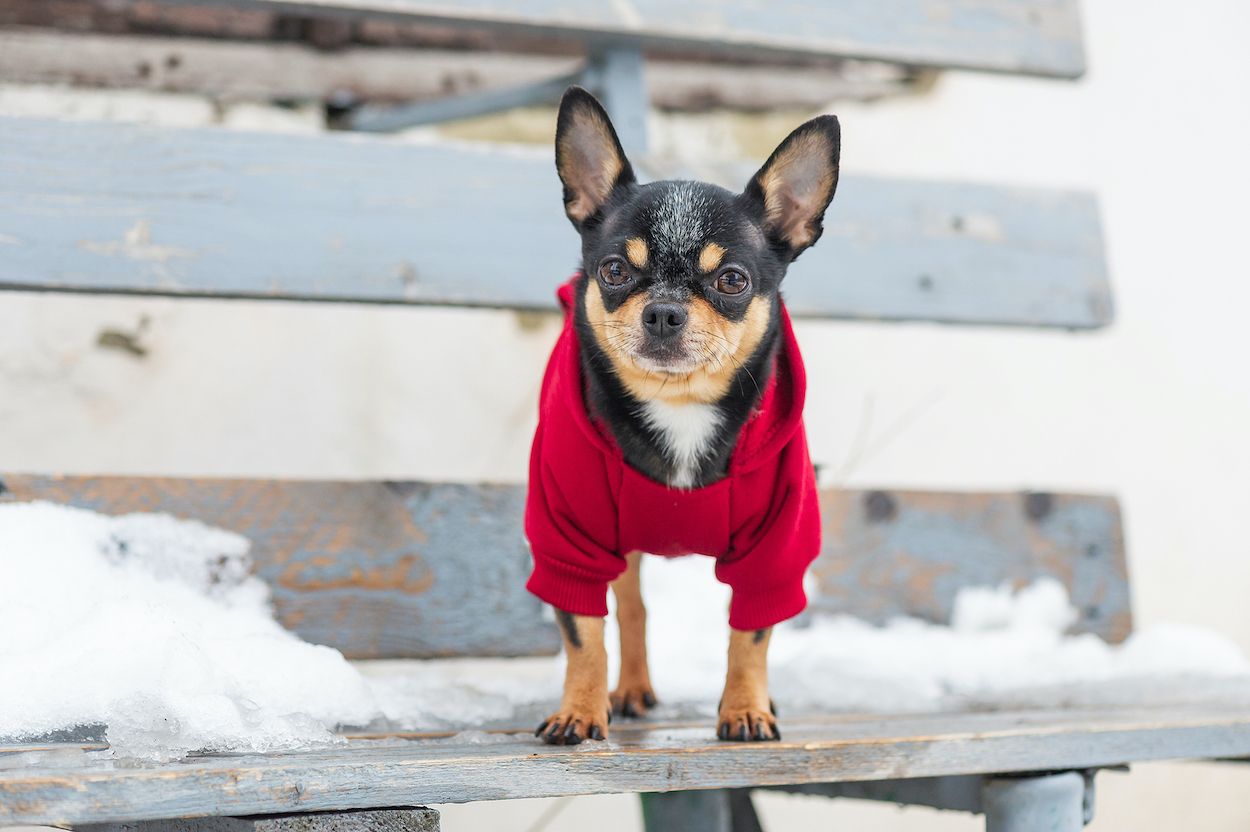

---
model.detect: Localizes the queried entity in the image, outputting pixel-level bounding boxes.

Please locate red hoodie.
[524,276,822,631]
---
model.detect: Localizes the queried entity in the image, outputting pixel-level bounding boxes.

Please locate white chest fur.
[638,400,723,489]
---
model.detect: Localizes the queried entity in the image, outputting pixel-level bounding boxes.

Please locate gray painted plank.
[814,490,1131,642]
[3,706,1250,826]
[0,117,1112,329]
[158,0,1088,78]
[0,476,1129,656]
[0,475,560,659]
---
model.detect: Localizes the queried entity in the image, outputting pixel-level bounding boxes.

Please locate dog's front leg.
[536,610,610,744]
[610,551,657,717]
[717,627,780,741]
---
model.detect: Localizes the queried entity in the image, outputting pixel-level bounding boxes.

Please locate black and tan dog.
[525,87,840,744]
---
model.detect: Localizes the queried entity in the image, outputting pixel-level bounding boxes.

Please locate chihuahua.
[525,87,839,744]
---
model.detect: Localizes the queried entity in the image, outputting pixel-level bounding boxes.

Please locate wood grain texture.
[0,476,1128,654]
[3,706,1250,826]
[0,117,1112,329]
[814,490,1131,643]
[78,808,441,832]
[0,475,559,659]
[154,0,1087,78]
[0,31,913,111]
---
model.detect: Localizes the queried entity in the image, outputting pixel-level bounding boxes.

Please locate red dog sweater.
[524,276,822,631]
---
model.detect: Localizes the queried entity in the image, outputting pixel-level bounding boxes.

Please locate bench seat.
[4,703,1250,826]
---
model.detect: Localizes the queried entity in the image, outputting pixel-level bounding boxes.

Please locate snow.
[2,502,1247,761]
[0,502,378,760]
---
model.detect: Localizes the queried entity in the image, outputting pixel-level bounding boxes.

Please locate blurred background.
[2,0,1249,828]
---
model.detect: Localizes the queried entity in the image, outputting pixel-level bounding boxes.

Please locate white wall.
[2,0,1248,828]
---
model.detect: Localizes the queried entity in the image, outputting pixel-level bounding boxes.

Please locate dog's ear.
[742,115,840,259]
[555,86,637,228]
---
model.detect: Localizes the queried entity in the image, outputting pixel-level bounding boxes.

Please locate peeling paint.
[79,219,194,263]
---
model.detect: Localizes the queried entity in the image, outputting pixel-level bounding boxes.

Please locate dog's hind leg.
[609,551,658,717]
[717,627,780,741]
[536,611,610,744]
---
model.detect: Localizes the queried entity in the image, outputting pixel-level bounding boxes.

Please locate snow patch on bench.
[0,502,379,760]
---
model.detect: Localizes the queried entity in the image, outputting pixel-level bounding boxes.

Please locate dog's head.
[556,87,840,402]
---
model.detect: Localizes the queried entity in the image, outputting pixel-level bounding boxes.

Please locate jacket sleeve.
[524,415,626,618]
[715,430,822,631]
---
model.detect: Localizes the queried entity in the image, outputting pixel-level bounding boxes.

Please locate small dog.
[525,87,840,744]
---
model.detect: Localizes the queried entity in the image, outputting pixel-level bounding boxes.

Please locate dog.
[525,86,840,744]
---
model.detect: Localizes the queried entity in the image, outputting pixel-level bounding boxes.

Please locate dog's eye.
[714,269,750,295]
[597,257,631,287]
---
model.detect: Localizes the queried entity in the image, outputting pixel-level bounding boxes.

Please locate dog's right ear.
[555,86,636,228]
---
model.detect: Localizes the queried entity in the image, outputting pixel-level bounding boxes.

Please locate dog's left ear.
[555,86,637,228]
[743,115,840,259]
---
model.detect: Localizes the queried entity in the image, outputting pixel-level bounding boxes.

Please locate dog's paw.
[610,681,657,718]
[535,701,611,745]
[716,704,780,742]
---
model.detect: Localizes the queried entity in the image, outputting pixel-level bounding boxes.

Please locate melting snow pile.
[0,502,378,760]
[2,502,1248,761]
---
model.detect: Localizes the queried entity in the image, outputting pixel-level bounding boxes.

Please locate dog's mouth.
[632,338,697,373]
[632,351,702,375]
[628,330,738,378]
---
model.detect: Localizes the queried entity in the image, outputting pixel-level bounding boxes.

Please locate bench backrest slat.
[0,117,1111,329]
[0,476,559,659]
[816,490,1130,642]
[1,476,1130,656]
[161,0,1088,78]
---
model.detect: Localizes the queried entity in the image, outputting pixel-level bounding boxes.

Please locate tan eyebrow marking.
[625,237,649,269]
[698,242,727,273]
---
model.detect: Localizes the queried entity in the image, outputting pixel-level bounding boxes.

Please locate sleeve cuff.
[526,562,612,617]
[727,582,808,631]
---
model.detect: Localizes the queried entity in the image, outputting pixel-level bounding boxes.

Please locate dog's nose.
[642,302,688,339]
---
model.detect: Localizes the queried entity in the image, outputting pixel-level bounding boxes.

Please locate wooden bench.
[3,478,1250,831]
[5,2,1248,830]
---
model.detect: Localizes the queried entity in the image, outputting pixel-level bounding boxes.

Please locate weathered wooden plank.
[3,706,1250,826]
[0,117,1111,329]
[0,475,560,659]
[78,808,441,832]
[0,476,1128,655]
[0,30,915,111]
[814,490,1131,642]
[154,0,1088,78]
